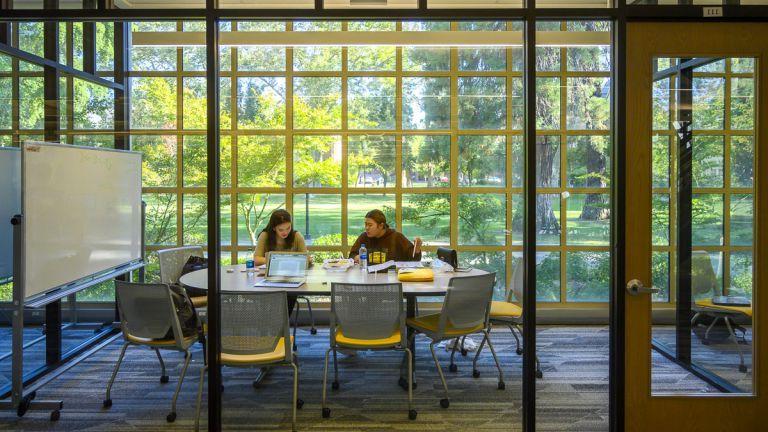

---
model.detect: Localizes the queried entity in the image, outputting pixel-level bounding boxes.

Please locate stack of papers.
[322,258,354,272]
[366,260,424,273]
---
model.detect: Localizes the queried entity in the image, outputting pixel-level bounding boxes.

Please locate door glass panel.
[650,57,755,395]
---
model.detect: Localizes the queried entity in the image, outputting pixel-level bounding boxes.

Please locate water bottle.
[359,244,368,271]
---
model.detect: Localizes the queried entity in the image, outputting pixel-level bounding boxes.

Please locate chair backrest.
[330,282,403,341]
[220,291,291,361]
[508,257,524,303]
[438,273,496,335]
[115,280,184,345]
[157,246,204,285]
[692,251,720,297]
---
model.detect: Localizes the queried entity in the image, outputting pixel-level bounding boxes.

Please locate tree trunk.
[536,138,560,235]
[580,142,609,220]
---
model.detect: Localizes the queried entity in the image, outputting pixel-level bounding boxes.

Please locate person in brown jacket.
[349,209,422,264]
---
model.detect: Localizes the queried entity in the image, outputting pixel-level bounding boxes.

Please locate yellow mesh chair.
[321,282,415,421]
[105,281,200,423]
[157,246,208,309]
[194,291,301,431]
[406,272,504,409]
[691,251,751,372]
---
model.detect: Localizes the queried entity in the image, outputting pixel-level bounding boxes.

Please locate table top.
[179,264,488,297]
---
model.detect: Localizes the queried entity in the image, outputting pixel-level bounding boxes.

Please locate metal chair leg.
[298,296,317,335]
[428,341,450,408]
[194,365,207,432]
[292,301,300,350]
[321,348,332,417]
[472,332,488,377]
[291,362,299,432]
[723,316,747,372]
[704,316,720,342]
[483,330,505,389]
[167,350,192,422]
[449,337,460,372]
[508,323,523,355]
[104,342,130,406]
[404,347,416,420]
[155,348,169,383]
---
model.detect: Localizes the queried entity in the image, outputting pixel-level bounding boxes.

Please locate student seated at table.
[349,209,422,264]
[254,209,308,266]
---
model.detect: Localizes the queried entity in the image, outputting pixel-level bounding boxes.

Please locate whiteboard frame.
[20,141,145,306]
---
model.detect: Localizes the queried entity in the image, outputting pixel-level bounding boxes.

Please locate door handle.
[626,279,660,296]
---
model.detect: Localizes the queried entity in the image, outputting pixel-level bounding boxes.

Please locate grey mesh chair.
[321,282,415,421]
[690,251,751,372]
[105,281,199,423]
[482,258,543,378]
[157,246,207,308]
[194,291,301,432]
[406,273,503,409]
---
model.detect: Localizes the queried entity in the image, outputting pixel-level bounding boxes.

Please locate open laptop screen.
[267,253,308,278]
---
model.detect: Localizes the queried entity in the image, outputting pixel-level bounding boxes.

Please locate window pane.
[692,194,723,246]
[729,252,753,298]
[731,77,755,130]
[72,134,114,148]
[731,58,754,73]
[131,135,177,187]
[459,48,505,71]
[145,193,177,246]
[402,135,450,188]
[537,251,561,302]
[458,77,506,130]
[130,46,176,72]
[220,77,232,128]
[403,47,450,72]
[567,77,610,130]
[458,135,505,187]
[238,136,286,187]
[402,77,450,130]
[652,252,670,302]
[652,77,671,130]
[510,194,523,245]
[237,47,285,71]
[652,194,670,246]
[692,77,724,130]
[348,46,396,71]
[458,194,506,246]
[183,135,206,187]
[566,252,610,302]
[536,77,560,130]
[293,77,342,130]
[402,193,450,245]
[511,78,524,130]
[221,195,232,247]
[567,47,610,72]
[73,79,114,130]
[348,194,395,238]
[348,77,396,130]
[461,252,507,300]
[294,47,341,71]
[537,47,560,72]
[0,78,10,130]
[652,135,670,188]
[19,77,44,130]
[237,77,286,129]
[238,194,286,247]
[293,194,342,246]
[536,136,560,187]
[347,135,396,188]
[183,194,207,245]
[730,136,754,188]
[537,194,561,245]
[293,135,342,187]
[566,136,610,188]
[510,136,523,187]
[183,46,206,71]
[130,77,177,129]
[567,194,610,246]
[692,136,724,188]
[730,194,753,246]
[183,77,207,130]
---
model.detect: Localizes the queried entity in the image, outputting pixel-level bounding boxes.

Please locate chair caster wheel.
[739,365,747,373]
[253,380,260,389]
[440,398,450,409]
[516,348,523,355]
[701,340,710,345]
[50,410,60,421]
[449,364,458,373]
[498,381,505,390]
[297,399,304,409]
[293,344,298,351]
[398,377,416,390]
[160,375,169,383]
[322,408,331,418]
[332,381,339,390]
[536,370,543,379]
[166,412,176,423]
[102,399,112,408]
[409,409,417,420]
[472,369,480,378]
[310,328,317,335]
[461,349,468,357]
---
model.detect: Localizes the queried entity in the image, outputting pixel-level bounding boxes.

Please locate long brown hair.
[261,209,296,251]
[365,209,390,230]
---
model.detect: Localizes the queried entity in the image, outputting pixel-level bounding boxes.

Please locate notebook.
[254,251,308,288]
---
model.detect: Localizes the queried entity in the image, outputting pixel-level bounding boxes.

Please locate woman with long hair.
[254,209,307,266]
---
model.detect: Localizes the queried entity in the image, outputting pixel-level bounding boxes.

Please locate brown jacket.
[349,228,421,262]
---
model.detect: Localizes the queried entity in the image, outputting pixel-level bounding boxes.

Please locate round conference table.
[180,264,488,379]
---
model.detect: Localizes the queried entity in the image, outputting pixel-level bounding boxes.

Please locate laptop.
[254,251,308,288]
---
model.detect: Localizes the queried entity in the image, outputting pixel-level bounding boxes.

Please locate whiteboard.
[22,142,142,301]
[0,148,21,280]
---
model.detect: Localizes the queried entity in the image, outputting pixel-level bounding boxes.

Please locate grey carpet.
[0,325,742,431]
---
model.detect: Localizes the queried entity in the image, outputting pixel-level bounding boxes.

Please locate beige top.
[254,230,307,259]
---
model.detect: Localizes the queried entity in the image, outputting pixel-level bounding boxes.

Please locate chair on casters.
[157,246,208,309]
[321,282,416,421]
[291,296,317,350]
[690,251,751,373]
[105,281,200,423]
[195,291,302,432]
[406,272,504,409]
[476,258,544,378]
